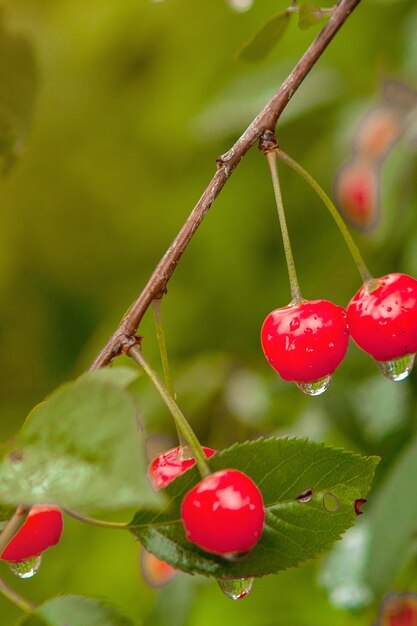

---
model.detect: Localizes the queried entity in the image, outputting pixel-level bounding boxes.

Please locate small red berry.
[148,446,216,490]
[347,273,417,379]
[334,157,380,232]
[181,469,265,557]
[140,548,178,588]
[261,299,349,395]
[1,505,63,563]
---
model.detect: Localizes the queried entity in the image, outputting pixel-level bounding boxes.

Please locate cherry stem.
[0,576,35,613]
[275,148,373,285]
[265,150,304,304]
[151,298,192,460]
[0,505,30,556]
[128,344,211,478]
[63,507,128,530]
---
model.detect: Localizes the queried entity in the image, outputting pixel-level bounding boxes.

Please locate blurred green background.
[0,0,417,623]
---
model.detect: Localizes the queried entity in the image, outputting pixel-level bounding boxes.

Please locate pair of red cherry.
[148,447,265,558]
[261,272,417,393]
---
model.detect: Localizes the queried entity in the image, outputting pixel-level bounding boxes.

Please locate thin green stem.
[151,299,191,458]
[128,344,210,478]
[276,148,373,284]
[0,576,35,613]
[151,299,175,399]
[266,150,304,303]
[63,507,128,530]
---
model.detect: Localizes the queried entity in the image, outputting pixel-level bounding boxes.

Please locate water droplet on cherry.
[376,353,415,381]
[323,493,339,513]
[297,488,313,503]
[9,555,42,579]
[296,375,331,396]
[218,577,254,600]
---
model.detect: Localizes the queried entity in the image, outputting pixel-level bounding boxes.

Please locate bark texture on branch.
[90,0,361,371]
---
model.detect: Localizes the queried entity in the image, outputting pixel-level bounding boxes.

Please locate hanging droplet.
[377,353,415,381]
[297,488,313,503]
[323,493,340,513]
[9,555,42,579]
[218,577,254,600]
[296,375,331,397]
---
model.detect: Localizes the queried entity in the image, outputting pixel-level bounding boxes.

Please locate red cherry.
[140,548,178,588]
[353,105,405,161]
[1,505,63,563]
[334,157,380,232]
[148,446,216,490]
[181,469,265,557]
[261,299,349,391]
[347,273,417,364]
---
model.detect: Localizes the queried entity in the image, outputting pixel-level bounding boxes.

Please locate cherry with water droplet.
[261,299,349,395]
[1,505,63,567]
[347,273,417,380]
[181,469,265,557]
[148,445,216,490]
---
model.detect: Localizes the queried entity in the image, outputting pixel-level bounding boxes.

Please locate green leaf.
[130,438,379,578]
[364,432,417,593]
[17,595,134,626]
[0,11,38,174]
[298,4,330,31]
[238,11,291,63]
[0,368,159,511]
[86,365,140,389]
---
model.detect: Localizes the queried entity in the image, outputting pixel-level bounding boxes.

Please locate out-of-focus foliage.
[0,0,416,623]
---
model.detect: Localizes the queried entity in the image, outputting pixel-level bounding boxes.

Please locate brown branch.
[89,0,361,370]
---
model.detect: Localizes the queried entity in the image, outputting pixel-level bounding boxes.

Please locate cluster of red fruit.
[148,447,265,558]
[261,272,417,395]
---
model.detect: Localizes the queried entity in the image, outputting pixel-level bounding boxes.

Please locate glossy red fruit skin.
[347,273,417,362]
[181,469,265,556]
[1,505,63,563]
[261,300,349,383]
[148,446,216,491]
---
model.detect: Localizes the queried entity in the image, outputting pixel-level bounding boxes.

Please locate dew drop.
[297,488,313,503]
[296,375,331,396]
[9,555,42,579]
[218,577,254,600]
[377,353,415,381]
[323,493,340,513]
